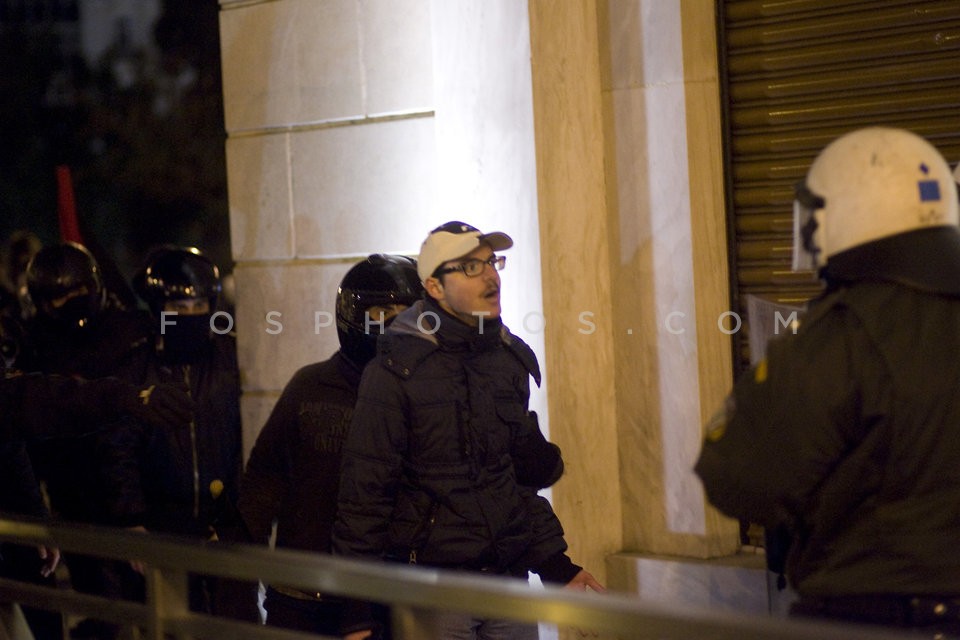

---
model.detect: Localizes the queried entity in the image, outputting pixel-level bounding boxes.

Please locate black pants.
[0,543,64,640]
[264,587,344,635]
[64,552,142,640]
[792,594,960,638]
[264,586,391,639]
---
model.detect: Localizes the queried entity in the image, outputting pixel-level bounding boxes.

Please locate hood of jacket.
[379,298,541,386]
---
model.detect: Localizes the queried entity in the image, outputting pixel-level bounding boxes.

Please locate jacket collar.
[379,300,541,385]
[822,226,960,297]
[388,298,503,352]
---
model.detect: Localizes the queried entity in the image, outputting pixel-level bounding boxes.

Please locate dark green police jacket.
[696,280,960,598]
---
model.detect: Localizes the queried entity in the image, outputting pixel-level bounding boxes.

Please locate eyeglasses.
[436,255,506,278]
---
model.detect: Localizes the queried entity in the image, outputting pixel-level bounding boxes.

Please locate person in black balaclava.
[21,242,193,640]
[2,317,193,640]
[14,243,193,640]
[237,254,422,638]
[104,245,250,619]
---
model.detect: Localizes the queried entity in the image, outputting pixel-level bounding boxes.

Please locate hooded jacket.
[332,298,578,582]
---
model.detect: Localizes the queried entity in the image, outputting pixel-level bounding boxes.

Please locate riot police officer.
[107,246,246,617]
[695,127,960,635]
[19,242,192,639]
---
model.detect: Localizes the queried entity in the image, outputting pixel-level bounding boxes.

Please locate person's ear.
[424,276,444,301]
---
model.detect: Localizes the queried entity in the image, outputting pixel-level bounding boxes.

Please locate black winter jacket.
[332,299,578,582]
[23,306,155,524]
[238,352,361,552]
[104,334,243,537]
[1,372,151,519]
[239,352,385,636]
[696,281,960,597]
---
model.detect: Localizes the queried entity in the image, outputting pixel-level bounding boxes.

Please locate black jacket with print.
[238,351,361,553]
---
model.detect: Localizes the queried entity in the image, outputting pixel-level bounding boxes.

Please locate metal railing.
[0,515,916,639]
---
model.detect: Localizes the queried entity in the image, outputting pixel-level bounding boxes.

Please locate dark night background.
[0,0,231,292]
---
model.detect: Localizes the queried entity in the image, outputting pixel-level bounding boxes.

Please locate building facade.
[220,0,750,619]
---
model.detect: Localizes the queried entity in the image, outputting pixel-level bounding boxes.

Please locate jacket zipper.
[183,365,200,520]
[408,501,439,564]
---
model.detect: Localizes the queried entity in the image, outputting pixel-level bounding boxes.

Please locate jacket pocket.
[387,491,439,564]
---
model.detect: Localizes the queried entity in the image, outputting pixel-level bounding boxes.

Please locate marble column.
[527,0,623,583]
[528,0,743,600]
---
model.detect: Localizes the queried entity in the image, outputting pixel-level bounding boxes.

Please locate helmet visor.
[792,182,825,272]
[339,289,416,328]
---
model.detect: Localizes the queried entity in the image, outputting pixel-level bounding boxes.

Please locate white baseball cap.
[417,221,513,283]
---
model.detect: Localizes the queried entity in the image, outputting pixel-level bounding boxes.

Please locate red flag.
[56,164,84,244]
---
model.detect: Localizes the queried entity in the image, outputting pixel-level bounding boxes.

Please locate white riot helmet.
[793,127,959,272]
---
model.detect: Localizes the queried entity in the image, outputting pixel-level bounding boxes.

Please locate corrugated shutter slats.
[719,0,960,372]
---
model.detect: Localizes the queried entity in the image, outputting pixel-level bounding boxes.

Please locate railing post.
[390,603,421,640]
[0,602,34,640]
[144,566,190,640]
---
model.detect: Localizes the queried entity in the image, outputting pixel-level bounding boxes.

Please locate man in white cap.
[333,221,602,639]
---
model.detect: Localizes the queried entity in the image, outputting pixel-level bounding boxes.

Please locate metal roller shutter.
[717,0,960,375]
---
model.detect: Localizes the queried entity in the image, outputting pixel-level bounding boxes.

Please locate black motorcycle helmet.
[26,242,106,331]
[336,254,422,367]
[133,246,222,316]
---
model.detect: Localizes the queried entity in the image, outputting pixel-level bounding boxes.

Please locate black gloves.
[121,381,194,428]
[512,411,564,489]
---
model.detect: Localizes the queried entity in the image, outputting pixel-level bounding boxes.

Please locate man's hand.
[564,569,606,593]
[127,525,149,574]
[37,545,60,577]
[563,570,605,638]
[343,631,373,640]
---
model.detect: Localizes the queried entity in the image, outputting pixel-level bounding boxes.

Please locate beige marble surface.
[607,552,769,614]
[221,0,441,428]
[233,260,347,391]
[226,134,295,261]
[220,0,433,132]
[528,0,737,582]
[289,117,437,258]
[529,0,623,582]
